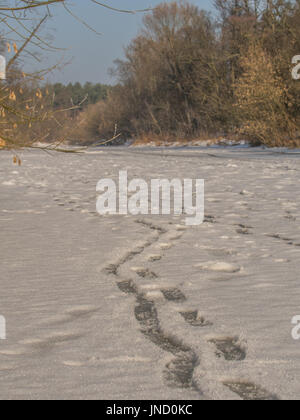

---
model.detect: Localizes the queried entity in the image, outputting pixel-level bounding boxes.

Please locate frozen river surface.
[0,147,299,400]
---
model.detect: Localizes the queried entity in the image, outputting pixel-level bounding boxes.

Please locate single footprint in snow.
[161,288,186,303]
[209,336,246,361]
[180,310,212,327]
[117,279,138,295]
[223,380,279,401]
[163,351,199,390]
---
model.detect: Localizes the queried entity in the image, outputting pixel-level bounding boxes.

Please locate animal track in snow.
[266,233,300,248]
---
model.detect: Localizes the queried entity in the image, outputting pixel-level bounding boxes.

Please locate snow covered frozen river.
[0,146,299,400]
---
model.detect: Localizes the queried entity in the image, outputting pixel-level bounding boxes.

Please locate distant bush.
[234,43,298,147]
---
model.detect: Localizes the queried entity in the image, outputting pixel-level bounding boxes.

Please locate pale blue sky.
[33,0,214,85]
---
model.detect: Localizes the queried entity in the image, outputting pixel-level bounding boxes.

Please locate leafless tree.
[0,1,150,157]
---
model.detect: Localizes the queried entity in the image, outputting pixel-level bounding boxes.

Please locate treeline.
[0,73,111,148]
[38,82,111,145]
[70,0,300,147]
[48,82,111,109]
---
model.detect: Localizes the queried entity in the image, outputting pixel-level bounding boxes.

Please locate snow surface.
[0,146,299,400]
